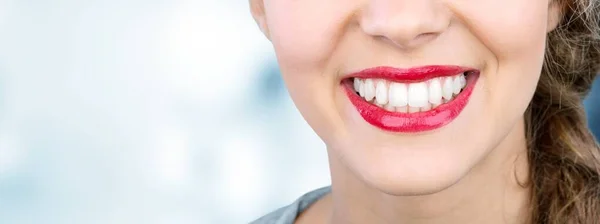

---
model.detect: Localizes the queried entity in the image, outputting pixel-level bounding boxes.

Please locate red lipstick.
[345,65,471,83]
[343,66,479,133]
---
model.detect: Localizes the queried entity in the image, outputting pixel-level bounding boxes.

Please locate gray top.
[250,186,331,224]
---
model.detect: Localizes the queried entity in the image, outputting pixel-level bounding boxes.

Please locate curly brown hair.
[526,0,600,223]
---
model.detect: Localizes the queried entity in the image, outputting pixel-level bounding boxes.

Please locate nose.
[360,0,451,49]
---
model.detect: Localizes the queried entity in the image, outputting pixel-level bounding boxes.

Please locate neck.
[327,122,531,224]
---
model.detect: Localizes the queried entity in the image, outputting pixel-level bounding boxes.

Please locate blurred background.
[0,1,597,224]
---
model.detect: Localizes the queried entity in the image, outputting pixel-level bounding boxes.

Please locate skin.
[250,0,562,223]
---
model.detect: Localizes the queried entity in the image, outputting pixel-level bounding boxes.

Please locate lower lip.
[343,72,479,133]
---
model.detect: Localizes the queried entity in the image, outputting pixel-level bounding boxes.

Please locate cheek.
[460,0,549,110]
[264,0,355,70]
[263,1,358,141]
[458,0,549,59]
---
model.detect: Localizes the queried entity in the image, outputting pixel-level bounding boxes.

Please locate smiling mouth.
[342,66,480,133]
[351,72,467,113]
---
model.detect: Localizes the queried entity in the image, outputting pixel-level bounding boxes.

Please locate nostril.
[417,32,437,39]
[375,32,440,50]
[414,32,439,42]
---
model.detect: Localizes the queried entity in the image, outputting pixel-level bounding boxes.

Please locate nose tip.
[360,0,450,49]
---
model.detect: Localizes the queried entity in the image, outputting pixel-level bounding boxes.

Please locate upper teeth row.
[354,73,467,110]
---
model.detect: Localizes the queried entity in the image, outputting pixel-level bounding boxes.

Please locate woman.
[249,0,600,223]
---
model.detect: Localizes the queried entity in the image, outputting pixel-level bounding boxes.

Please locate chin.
[335,141,476,196]
[362,159,466,196]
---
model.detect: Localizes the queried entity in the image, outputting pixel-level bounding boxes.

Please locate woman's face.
[251,0,561,194]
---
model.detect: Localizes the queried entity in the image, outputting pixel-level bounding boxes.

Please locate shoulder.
[250,186,331,224]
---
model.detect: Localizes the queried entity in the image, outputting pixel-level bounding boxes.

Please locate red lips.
[344,66,479,133]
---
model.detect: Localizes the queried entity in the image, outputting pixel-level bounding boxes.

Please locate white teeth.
[354,78,361,92]
[408,82,428,107]
[421,103,432,112]
[375,80,388,105]
[389,83,408,107]
[408,106,420,113]
[364,79,375,101]
[459,74,467,89]
[452,75,463,95]
[428,78,442,104]
[397,106,408,113]
[359,80,365,97]
[442,77,454,100]
[353,72,469,113]
[384,104,395,112]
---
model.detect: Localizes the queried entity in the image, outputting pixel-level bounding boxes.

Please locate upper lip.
[344,65,475,83]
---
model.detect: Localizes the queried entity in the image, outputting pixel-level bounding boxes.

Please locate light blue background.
[0,1,328,223]
[0,1,597,224]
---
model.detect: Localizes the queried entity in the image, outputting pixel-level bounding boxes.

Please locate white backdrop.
[0,1,330,223]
